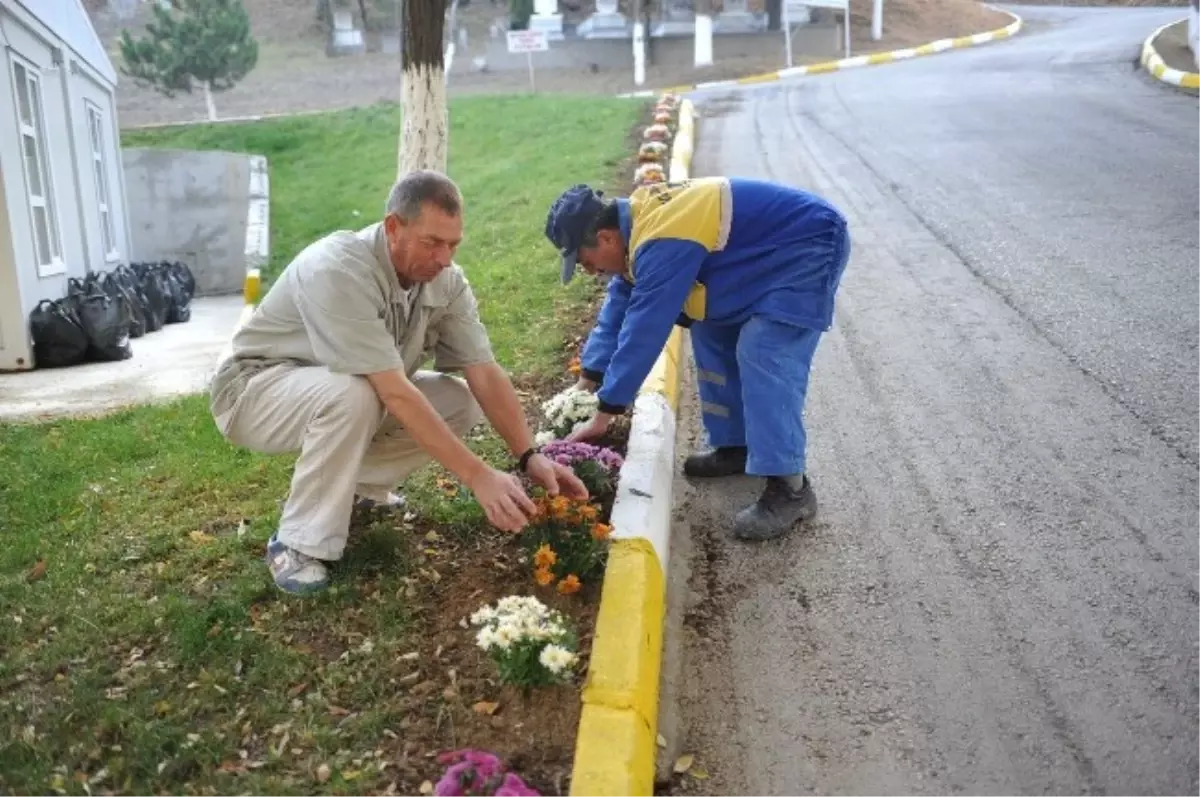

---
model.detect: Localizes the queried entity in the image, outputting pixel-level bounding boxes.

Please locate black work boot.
[683,446,748,478]
[732,475,817,541]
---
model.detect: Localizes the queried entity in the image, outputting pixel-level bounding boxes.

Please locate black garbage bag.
[29,299,89,368]
[169,260,196,300]
[132,263,168,332]
[89,270,144,339]
[114,265,152,338]
[158,262,192,324]
[78,291,133,362]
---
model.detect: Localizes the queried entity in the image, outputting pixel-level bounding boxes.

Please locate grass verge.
[0,94,644,795]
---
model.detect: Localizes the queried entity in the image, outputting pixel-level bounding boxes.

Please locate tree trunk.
[203,80,218,121]
[398,0,450,176]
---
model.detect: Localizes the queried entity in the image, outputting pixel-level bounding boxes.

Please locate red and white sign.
[506,29,549,54]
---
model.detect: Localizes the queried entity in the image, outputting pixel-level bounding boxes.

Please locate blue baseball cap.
[545,184,606,284]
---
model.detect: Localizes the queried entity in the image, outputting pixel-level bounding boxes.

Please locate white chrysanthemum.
[534,430,555,446]
[470,606,496,626]
[476,626,499,651]
[538,644,577,675]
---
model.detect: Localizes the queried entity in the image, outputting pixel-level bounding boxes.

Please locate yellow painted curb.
[1140,18,1200,91]
[618,7,1023,98]
[571,539,665,796]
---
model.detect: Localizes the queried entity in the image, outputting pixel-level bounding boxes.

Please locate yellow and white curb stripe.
[569,98,695,797]
[618,8,1022,98]
[1139,18,1200,91]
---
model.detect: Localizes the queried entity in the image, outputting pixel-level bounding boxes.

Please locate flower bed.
[367,92,684,797]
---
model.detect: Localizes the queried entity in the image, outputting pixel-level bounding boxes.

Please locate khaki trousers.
[217,365,483,560]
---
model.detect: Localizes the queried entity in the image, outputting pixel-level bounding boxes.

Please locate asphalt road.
[668,7,1200,796]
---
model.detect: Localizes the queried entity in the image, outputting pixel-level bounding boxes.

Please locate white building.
[0,0,131,371]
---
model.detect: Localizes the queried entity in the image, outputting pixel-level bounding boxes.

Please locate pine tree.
[397,0,450,176]
[119,0,259,122]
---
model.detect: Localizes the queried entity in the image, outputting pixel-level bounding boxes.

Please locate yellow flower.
[591,523,612,541]
[533,544,557,569]
[557,574,581,595]
[534,566,555,587]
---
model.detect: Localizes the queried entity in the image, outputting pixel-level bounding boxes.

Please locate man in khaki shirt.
[211,170,587,595]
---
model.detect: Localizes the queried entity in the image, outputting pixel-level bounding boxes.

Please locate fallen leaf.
[153,700,170,717]
[26,560,46,582]
[656,734,666,748]
[328,705,351,717]
[674,754,694,774]
[188,531,215,544]
[419,781,434,795]
[342,770,361,781]
[691,766,710,780]
[472,701,500,716]
[288,682,309,698]
[316,764,331,783]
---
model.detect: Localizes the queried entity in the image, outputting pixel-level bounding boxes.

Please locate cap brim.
[560,251,578,284]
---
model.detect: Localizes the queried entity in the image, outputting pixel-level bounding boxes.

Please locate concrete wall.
[122,148,269,297]
[460,25,841,72]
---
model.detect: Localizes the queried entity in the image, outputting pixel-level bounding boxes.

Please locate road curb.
[569,96,694,797]
[618,6,1023,97]
[1139,18,1200,91]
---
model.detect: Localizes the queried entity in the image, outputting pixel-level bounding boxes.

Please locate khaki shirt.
[210,222,495,424]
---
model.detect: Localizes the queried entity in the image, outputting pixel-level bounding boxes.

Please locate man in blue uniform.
[543,176,851,541]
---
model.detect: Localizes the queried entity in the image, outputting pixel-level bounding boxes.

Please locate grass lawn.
[0,94,643,795]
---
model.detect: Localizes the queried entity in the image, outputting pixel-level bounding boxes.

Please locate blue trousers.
[691,318,825,476]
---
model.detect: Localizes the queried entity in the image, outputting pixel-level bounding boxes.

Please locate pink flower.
[432,750,538,796]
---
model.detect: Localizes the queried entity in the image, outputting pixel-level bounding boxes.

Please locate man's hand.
[566,411,615,443]
[468,466,538,532]
[525,453,590,500]
[573,377,599,393]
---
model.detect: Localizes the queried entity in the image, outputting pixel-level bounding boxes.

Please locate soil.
[90,0,1018,129]
[1152,18,1199,75]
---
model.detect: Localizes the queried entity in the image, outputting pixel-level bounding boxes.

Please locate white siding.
[0,0,128,370]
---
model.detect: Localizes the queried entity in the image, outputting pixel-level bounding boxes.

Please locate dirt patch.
[94,0,1021,128]
[1152,18,1199,75]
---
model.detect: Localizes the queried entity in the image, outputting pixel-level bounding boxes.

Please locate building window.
[85,101,118,259]
[10,56,63,276]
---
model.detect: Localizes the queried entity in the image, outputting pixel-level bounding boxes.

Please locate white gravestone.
[577,0,630,38]
[528,0,565,40]
[715,0,759,32]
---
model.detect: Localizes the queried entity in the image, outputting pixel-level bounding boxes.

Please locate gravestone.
[653,0,695,36]
[528,0,565,40]
[327,9,366,56]
[577,0,630,38]
[714,0,758,32]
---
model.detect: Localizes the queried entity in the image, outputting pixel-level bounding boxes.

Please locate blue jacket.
[581,176,848,415]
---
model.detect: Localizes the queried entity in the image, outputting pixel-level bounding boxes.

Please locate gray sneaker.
[265,532,329,594]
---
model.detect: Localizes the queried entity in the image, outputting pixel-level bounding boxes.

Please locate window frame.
[9,53,65,278]
[84,99,120,262]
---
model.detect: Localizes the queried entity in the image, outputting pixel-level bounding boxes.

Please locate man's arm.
[577,276,634,388]
[366,368,490,486]
[595,239,708,415]
[462,361,535,459]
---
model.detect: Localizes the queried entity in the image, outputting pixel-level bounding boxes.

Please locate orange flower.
[533,543,557,569]
[567,357,581,375]
[576,503,599,522]
[591,523,612,541]
[557,574,581,595]
[534,566,555,586]
[548,496,571,519]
